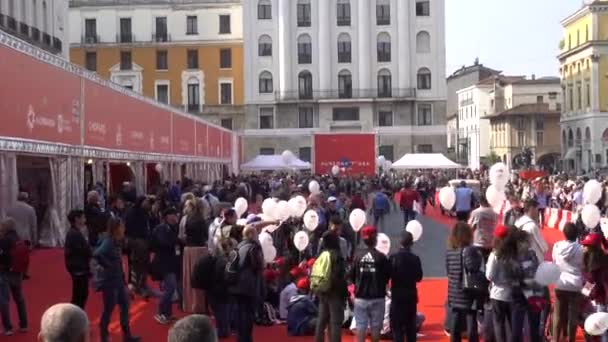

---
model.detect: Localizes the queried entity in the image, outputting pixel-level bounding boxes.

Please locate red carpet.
[8,207,572,341]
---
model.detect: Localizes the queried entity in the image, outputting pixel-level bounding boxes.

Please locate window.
[119,18,132,42]
[377,69,392,98]
[187,49,198,69]
[416,31,430,53]
[299,147,312,163]
[587,24,590,41]
[549,92,557,100]
[378,110,393,126]
[299,106,314,128]
[220,82,233,104]
[297,0,311,27]
[32,0,37,28]
[416,0,430,16]
[536,95,544,103]
[186,15,198,35]
[259,107,274,129]
[516,118,525,130]
[333,107,359,121]
[536,131,544,147]
[156,84,169,104]
[260,148,275,155]
[376,0,390,25]
[379,145,394,161]
[337,34,351,63]
[377,33,391,62]
[258,35,272,56]
[338,70,352,98]
[156,50,168,70]
[85,51,96,71]
[258,0,272,20]
[577,83,582,109]
[298,71,313,99]
[577,29,580,46]
[187,82,200,112]
[417,104,432,125]
[219,15,231,34]
[337,0,351,26]
[586,82,591,107]
[259,71,273,93]
[41,1,47,32]
[84,18,97,42]
[517,131,525,147]
[417,144,433,153]
[221,118,233,130]
[120,51,132,70]
[220,48,232,69]
[535,117,544,130]
[417,68,431,89]
[297,34,312,64]
[568,86,573,110]
[155,17,168,42]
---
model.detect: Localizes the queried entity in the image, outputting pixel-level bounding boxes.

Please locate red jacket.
[399,189,420,210]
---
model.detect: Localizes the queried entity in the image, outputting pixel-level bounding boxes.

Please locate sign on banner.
[314,134,376,175]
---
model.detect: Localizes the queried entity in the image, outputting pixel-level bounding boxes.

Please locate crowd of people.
[2,169,608,342]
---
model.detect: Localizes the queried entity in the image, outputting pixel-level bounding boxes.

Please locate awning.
[392,153,461,169]
[563,148,576,160]
[241,155,311,171]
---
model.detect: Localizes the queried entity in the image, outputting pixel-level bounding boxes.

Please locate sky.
[446,0,583,78]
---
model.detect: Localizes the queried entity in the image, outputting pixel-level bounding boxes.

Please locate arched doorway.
[537,153,560,173]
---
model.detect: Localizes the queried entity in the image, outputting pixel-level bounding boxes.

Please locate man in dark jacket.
[64,210,92,309]
[124,196,152,297]
[150,208,180,325]
[389,231,423,342]
[84,190,108,247]
[351,226,390,342]
[0,218,28,335]
[229,225,264,342]
[287,278,318,336]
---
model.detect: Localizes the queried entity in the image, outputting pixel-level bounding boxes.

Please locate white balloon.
[308,180,320,194]
[584,180,603,205]
[262,198,278,220]
[534,262,561,286]
[303,210,320,231]
[262,245,277,263]
[236,218,248,226]
[276,200,290,221]
[235,197,248,217]
[438,187,456,210]
[155,163,163,173]
[293,231,310,252]
[376,233,391,255]
[282,150,295,164]
[377,155,386,166]
[601,218,608,237]
[331,165,340,176]
[489,163,509,189]
[383,160,392,170]
[349,208,367,232]
[259,231,273,247]
[582,204,601,229]
[406,220,423,242]
[486,185,506,213]
[585,312,608,336]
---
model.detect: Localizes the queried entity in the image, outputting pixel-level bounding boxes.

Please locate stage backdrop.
[314,134,376,175]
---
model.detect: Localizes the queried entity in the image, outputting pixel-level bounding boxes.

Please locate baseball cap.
[296,278,310,291]
[290,267,306,278]
[581,233,602,247]
[494,225,509,239]
[361,225,377,240]
[327,196,337,202]
[306,258,316,268]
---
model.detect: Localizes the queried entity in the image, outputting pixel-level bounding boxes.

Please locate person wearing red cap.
[287,278,318,336]
[581,231,608,342]
[351,226,390,342]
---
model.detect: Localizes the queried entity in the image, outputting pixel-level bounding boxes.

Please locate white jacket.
[515,215,548,263]
[552,240,584,292]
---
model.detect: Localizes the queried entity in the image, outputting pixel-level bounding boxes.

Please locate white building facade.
[456,83,492,169]
[242,0,447,162]
[0,0,69,57]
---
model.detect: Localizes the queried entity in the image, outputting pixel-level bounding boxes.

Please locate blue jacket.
[287,295,317,336]
[93,236,125,285]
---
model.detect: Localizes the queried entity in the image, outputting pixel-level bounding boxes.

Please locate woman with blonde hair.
[181,198,210,314]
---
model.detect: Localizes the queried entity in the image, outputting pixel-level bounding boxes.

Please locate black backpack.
[191,254,217,290]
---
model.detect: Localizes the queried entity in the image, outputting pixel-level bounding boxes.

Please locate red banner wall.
[0,45,81,145]
[208,127,221,159]
[196,122,208,157]
[172,114,195,156]
[314,134,376,175]
[221,131,232,159]
[84,81,171,154]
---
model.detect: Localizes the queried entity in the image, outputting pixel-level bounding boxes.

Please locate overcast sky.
[446,0,582,77]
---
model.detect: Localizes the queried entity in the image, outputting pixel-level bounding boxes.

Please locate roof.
[476,75,526,86]
[484,103,561,119]
[509,76,561,85]
[447,62,501,80]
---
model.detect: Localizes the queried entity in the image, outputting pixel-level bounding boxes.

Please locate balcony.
[117,33,133,43]
[82,35,99,44]
[274,88,416,102]
[19,22,29,36]
[31,27,40,42]
[152,33,170,42]
[42,33,51,46]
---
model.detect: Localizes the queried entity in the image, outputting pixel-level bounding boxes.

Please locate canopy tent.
[241,155,311,172]
[392,153,461,169]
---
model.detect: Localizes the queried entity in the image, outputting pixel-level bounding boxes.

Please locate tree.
[486,150,501,165]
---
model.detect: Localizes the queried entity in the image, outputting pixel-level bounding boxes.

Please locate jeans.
[0,272,28,331]
[128,238,149,293]
[511,300,541,342]
[208,294,230,338]
[552,289,582,342]
[354,298,385,342]
[159,273,177,317]
[450,308,478,342]
[71,274,90,309]
[403,209,416,225]
[100,282,131,341]
[234,295,255,342]
[390,298,417,342]
[315,294,345,342]
[492,299,512,342]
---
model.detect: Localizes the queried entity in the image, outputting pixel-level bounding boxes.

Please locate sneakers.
[4,330,13,336]
[154,314,171,325]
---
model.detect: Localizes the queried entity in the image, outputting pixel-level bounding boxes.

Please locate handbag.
[461,247,488,296]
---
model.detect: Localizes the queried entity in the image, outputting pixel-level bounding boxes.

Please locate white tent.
[241,155,311,172]
[392,153,461,169]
